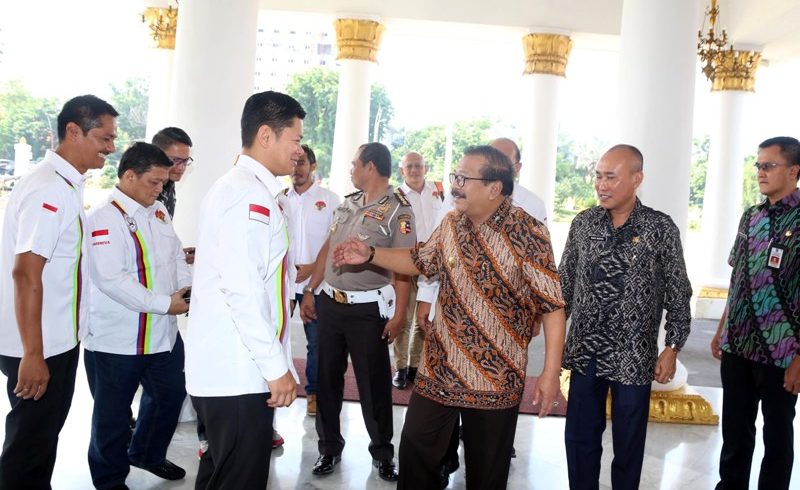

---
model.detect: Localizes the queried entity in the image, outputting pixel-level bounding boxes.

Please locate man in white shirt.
[186,91,302,488]
[392,152,443,389]
[0,95,118,488]
[84,142,191,488]
[278,144,340,416]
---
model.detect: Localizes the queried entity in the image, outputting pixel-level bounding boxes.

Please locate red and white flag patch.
[91,229,109,237]
[249,204,270,225]
[91,229,110,246]
[42,202,58,213]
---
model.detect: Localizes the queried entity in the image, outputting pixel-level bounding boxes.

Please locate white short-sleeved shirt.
[84,188,191,355]
[186,155,298,397]
[0,150,89,358]
[278,180,340,295]
[399,180,445,243]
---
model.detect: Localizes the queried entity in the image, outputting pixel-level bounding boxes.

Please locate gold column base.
[560,371,719,425]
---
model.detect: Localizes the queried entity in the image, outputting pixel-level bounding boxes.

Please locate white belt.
[323,284,396,319]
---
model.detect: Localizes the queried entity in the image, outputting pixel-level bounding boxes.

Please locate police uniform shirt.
[278,180,341,295]
[84,188,191,355]
[0,150,89,358]
[185,155,299,397]
[324,186,417,291]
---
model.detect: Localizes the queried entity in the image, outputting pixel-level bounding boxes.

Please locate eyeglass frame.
[169,156,194,167]
[449,172,493,188]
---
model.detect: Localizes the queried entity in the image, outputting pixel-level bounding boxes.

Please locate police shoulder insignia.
[398,213,412,234]
[394,189,411,206]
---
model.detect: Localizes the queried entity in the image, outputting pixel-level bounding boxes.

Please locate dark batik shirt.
[721,189,800,368]
[410,198,564,409]
[559,199,692,386]
[157,180,176,218]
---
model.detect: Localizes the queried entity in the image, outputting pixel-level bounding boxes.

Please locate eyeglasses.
[402,164,425,170]
[753,161,789,172]
[449,172,492,188]
[170,156,194,167]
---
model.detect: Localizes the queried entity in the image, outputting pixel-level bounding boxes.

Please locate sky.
[2,0,800,155]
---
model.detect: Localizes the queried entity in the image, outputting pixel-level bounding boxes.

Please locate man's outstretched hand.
[332,238,371,267]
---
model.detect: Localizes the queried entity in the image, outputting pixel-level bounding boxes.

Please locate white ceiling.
[259,0,800,63]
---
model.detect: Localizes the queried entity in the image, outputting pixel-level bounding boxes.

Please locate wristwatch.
[302,285,315,295]
[667,343,681,353]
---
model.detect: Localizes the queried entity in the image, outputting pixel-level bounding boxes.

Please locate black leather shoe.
[407,366,418,382]
[312,454,341,476]
[373,459,398,482]
[130,459,186,481]
[392,368,409,389]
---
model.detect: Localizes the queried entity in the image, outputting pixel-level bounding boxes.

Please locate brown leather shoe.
[307,394,317,416]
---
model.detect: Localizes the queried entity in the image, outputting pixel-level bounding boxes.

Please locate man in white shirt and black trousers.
[83,142,191,489]
[0,95,118,489]
[185,91,302,489]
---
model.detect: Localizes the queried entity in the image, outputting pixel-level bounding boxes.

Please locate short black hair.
[117,142,173,178]
[57,95,118,141]
[241,91,306,148]
[759,136,800,166]
[301,144,316,165]
[607,144,644,171]
[358,142,392,177]
[152,127,193,150]
[464,145,514,196]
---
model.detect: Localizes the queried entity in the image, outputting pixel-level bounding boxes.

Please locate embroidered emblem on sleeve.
[249,204,271,225]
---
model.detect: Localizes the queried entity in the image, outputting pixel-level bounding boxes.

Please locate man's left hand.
[382,317,403,344]
[654,348,678,384]
[532,369,560,417]
[784,356,800,395]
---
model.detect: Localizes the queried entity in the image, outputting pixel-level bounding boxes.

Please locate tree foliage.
[109,77,149,151]
[286,67,393,178]
[0,81,60,161]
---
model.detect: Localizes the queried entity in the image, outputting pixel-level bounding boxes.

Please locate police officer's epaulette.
[394,189,412,206]
[346,190,364,201]
[280,188,289,196]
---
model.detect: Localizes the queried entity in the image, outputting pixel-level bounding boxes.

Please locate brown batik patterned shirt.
[410,197,565,409]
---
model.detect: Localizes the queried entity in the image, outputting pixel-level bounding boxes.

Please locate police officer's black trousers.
[315,292,395,461]
[0,345,79,490]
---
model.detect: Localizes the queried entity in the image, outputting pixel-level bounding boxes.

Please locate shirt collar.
[601,197,643,229]
[45,150,87,187]
[458,196,512,232]
[236,154,284,198]
[287,179,319,198]
[400,180,430,196]
[760,188,800,212]
[110,187,148,216]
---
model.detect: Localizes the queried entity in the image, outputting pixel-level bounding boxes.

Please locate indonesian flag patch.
[249,204,270,225]
[42,202,58,213]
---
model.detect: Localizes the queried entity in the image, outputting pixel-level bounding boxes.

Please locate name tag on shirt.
[589,235,606,242]
[767,244,786,270]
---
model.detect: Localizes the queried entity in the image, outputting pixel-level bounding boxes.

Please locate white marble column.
[167,0,258,244]
[141,5,177,141]
[696,49,761,318]
[328,18,384,196]
[617,0,699,237]
[519,32,572,220]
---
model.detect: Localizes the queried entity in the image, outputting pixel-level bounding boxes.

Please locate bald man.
[558,144,692,490]
[392,152,444,389]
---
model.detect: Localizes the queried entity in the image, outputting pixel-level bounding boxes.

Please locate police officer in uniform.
[301,142,416,482]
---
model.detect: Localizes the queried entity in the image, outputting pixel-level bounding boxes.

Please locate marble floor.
[1,313,799,489]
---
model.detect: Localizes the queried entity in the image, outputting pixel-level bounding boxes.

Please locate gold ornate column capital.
[712,49,762,92]
[522,33,573,77]
[142,6,178,50]
[334,18,385,63]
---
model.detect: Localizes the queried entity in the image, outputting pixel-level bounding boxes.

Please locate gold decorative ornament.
[697,0,760,91]
[698,286,729,300]
[141,4,178,50]
[334,19,385,63]
[560,370,719,425]
[522,33,572,77]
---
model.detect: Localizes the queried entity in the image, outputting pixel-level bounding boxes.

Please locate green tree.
[0,80,60,161]
[553,133,603,220]
[286,67,394,178]
[742,154,761,209]
[109,77,149,155]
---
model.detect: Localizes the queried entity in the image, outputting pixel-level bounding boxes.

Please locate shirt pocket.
[358,218,393,248]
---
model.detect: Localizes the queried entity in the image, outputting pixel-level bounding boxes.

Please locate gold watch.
[302,286,315,295]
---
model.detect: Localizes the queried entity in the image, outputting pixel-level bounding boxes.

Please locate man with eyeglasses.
[391,152,444,390]
[331,145,566,489]
[152,127,193,219]
[559,144,692,490]
[711,136,800,490]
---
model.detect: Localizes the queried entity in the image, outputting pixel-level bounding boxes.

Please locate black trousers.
[716,352,797,490]
[315,292,394,460]
[0,345,79,490]
[398,392,518,490]
[191,393,274,490]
